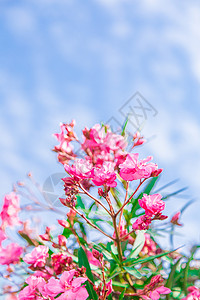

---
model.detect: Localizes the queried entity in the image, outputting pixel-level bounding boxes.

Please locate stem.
[79,183,111,216]
[72,207,115,241]
[118,182,129,230]
[112,215,123,263]
[116,179,146,217]
[119,229,135,241]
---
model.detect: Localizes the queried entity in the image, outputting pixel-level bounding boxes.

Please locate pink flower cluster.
[0,243,23,265]
[182,286,200,300]
[0,192,21,229]
[0,193,23,266]
[138,275,171,300]
[133,194,167,230]
[81,124,127,166]
[24,245,49,268]
[18,270,88,300]
[119,153,162,181]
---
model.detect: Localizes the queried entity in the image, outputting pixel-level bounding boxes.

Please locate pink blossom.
[170,211,182,226]
[58,219,70,228]
[138,194,165,216]
[81,124,127,166]
[18,275,46,300]
[182,286,200,299]
[65,159,93,180]
[51,253,73,275]
[54,122,76,153]
[24,245,49,268]
[91,162,117,187]
[132,215,152,230]
[138,275,171,299]
[87,250,101,267]
[43,277,63,297]
[0,243,23,265]
[104,280,112,296]
[0,192,21,229]
[48,269,89,300]
[58,235,67,246]
[119,153,158,181]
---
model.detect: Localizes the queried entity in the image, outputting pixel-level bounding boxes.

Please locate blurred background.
[0,0,200,249]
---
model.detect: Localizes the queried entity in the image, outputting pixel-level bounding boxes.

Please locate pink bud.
[58,219,69,228]
[58,235,67,246]
[151,168,163,177]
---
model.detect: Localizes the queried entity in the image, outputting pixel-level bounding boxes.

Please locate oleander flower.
[0,192,21,229]
[52,270,88,300]
[24,245,49,268]
[138,194,165,216]
[119,153,159,181]
[182,286,200,299]
[91,162,117,187]
[138,275,171,300]
[65,159,93,180]
[18,275,46,300]
[0,243,23,265]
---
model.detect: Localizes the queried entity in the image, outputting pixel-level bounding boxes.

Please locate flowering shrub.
[0,120,200,300]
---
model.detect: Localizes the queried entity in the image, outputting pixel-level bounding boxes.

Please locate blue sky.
[0,0,200,248]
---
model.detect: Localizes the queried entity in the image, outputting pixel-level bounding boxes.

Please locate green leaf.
[62,227,72,239]
[128,230,146,259]
[126,249,176,267]
[76,195,85,209]
[119,288,126,300]
[78,247,98,300]
[123,266,142,279]
[121,117,129,136]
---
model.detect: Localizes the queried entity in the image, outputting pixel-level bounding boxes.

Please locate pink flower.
[138,275,171,300]
[182,286,200,299]
[119,153,158,181]
[58,235,67,246]
[87,250,101,267]
[91,162,117,187]
[0,243,23,265]
[53,270,89,300]
[65,159,93,180]
[24,245,49,268]
[170,211,182,226]
[18,275,46,300]
[132,215,152,230]
[104,280,112,296]
[51,253,73,275]
[0,192,21,229]
[54,121,76,153]
[43,277,63,297]
[138,194,165,216]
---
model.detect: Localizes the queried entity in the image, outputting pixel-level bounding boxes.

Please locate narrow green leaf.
[123,266,142,279]
[119,288,126,300]
[78,247,98,300]
[127,249,177,267]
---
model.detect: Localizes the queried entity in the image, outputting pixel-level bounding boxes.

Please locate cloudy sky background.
[0,0,200,249]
